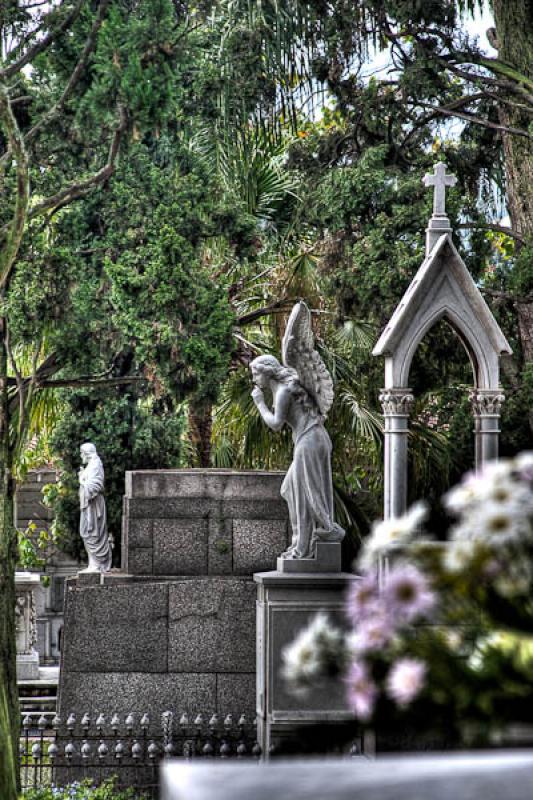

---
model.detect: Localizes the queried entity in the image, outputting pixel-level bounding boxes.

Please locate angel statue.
[79,442,112,573]
[250,301,345,560]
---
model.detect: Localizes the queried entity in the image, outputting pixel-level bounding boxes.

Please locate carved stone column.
[380,389,415,519]
[469,390,505,470]
[15,572,41,680]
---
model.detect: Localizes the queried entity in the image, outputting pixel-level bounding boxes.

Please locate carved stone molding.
[379,390,415,416]
[469,390,505,416]
[15,588,37,655]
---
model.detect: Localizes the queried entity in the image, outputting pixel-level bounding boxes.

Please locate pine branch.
[25,0,111,143]
[28,104,127,220]
[0,0,87,80]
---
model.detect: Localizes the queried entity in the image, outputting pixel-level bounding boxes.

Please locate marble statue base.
[254,569,359,757]
[16,650,40,680]
[276,541,341,574]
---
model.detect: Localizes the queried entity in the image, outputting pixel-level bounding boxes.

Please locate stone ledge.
[125,469,285,500]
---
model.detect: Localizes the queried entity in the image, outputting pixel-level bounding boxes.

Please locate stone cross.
[423,162,457,216]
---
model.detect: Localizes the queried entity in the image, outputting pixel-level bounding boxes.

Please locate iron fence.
[20,709,261,797]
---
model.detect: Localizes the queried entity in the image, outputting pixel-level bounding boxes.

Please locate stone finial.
[423,162,457,255]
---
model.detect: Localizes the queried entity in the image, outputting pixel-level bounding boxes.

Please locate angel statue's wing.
[282,301,334,416]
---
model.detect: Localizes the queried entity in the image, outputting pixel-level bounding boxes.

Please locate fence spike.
[115,740,125,760]
[22,714,32,730]
[65,742,76,760]
[66,713,76,732]
[81,713,90,731]
[48,742,58,761]
[147,741,159,760]
[237,742,247,757]
[220,740,231,758]
[208,713,219,730]
[96,713,106,732]
[52,713,61,730]
[179,713,189,728]
[98,740,109,760]
[132,739,143,760]
[125,713,135,733]
[81,740,92,759]
[223,714,233,730]
[202,741,214,757]
[31,742,42,761]
[140,713,150,731]
[238,714,246,727]
[111,713,120,733]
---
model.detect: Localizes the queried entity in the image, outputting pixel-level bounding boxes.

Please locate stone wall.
[58,470,290,718]
[122,470,290,577]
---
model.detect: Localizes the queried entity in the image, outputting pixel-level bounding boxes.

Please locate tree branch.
[237,299,292,326]
[28,104,127,220]
[0,83,30,292]
[415,101,531,138]
[39,376,146,388]
[0,0,87,80]
[25,0,111,143]
[456,222,525,244]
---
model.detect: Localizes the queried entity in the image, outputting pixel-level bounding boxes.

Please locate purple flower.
[347,613,393,654]
[345,661,378,721]
[383,564,436,623]
[346,573,379,623]
[386,658,426,707]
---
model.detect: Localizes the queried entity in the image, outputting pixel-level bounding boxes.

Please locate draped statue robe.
[79,454,112,572]
[281,417,345,559]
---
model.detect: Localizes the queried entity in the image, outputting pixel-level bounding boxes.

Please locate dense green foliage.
[22,777,139,799]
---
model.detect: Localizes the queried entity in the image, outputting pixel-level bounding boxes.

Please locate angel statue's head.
[250,355,293,389]
[250,355,319,415]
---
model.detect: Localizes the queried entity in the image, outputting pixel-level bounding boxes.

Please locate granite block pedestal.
[255,547,359,756]
[58,470,290,721]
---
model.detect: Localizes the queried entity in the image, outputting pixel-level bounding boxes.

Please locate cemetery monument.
[78,442,112,573]
[373,162,512,518]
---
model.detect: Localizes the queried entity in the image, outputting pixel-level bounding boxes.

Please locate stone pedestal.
[254,569,358,756]
[15,572,41,680]
[59,470,290,721]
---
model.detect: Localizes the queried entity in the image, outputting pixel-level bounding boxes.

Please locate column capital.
[379,389,415,416]
[469,389,505,416]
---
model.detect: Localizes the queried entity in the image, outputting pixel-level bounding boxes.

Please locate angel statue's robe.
[79,454,112,572]
[281,416,345,559]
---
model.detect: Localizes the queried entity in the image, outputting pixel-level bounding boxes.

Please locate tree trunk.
[0,315,19,798]
[188,402,213,467]
[493,0,533,239]
[492,1,533,436]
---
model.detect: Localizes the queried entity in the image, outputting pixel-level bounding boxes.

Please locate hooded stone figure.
[79,442,112,573]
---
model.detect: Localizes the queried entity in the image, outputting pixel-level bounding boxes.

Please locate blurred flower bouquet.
[282,453,533,745]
